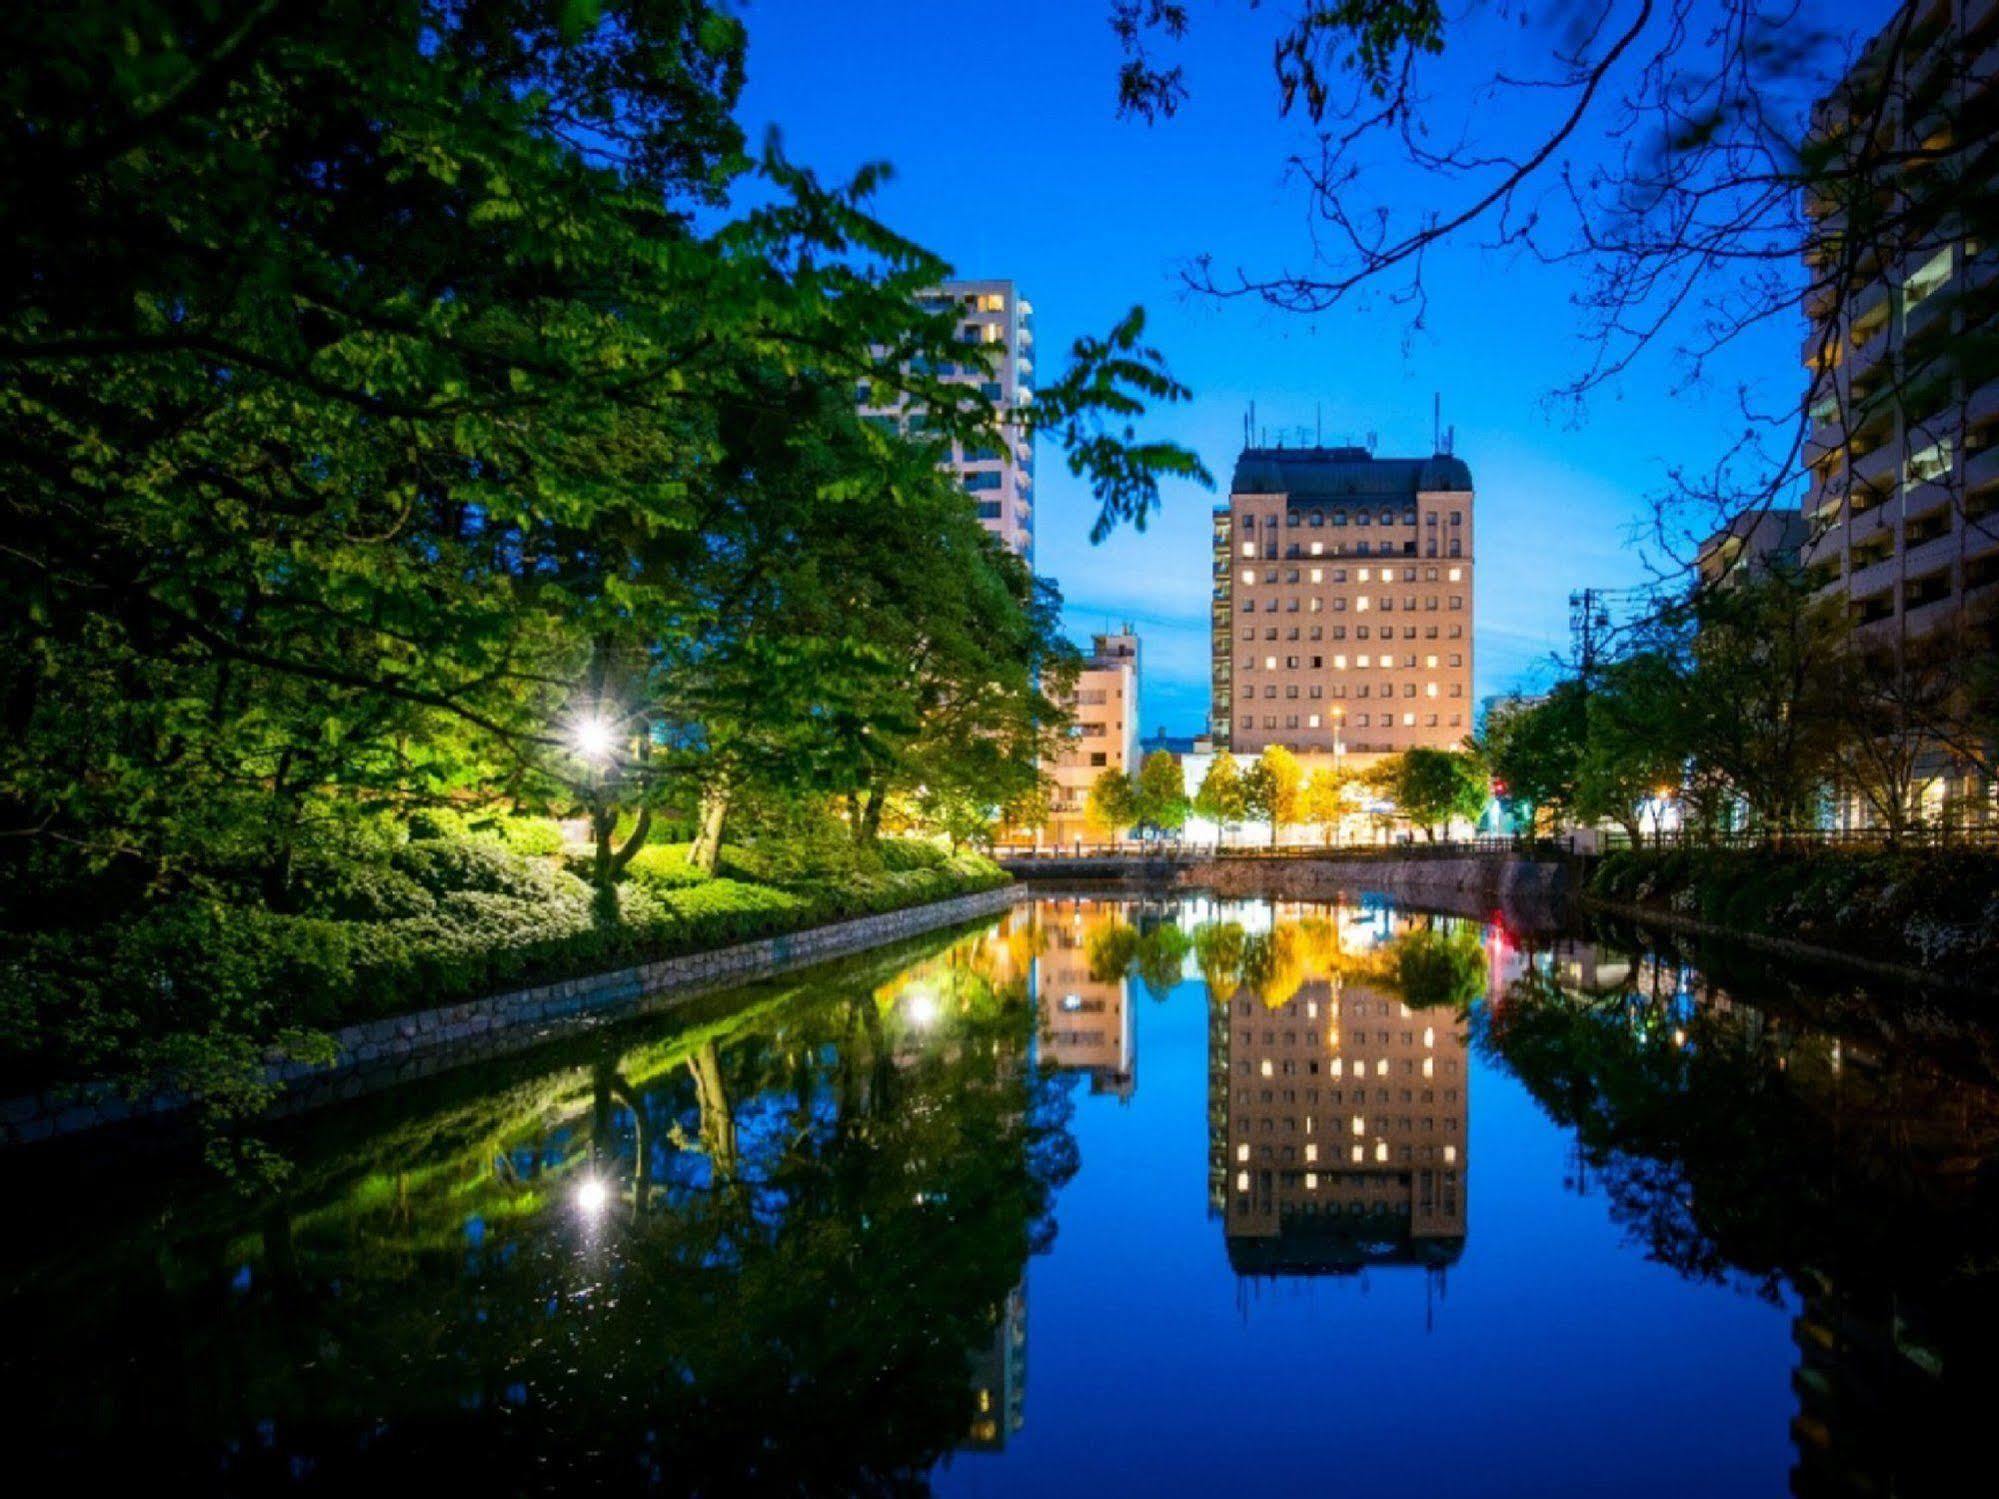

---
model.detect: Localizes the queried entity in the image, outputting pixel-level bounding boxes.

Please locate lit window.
[1309,568,1323,583]
[1356,597,1370,612]
[1260,1058,1273,1077]
[1241,569,1254,584]
[1237,1170,1250,1191]
[1307,714,1321,728]
[1443,1145,1457,1164]
[1426,682,1438,698]
[1305,1144,1318,1163]
[1375,1140,1389,1162]
[1357,568,1371,582]
[1351,1145,1364,1163]
[1309,541,1323,556]
[1447,567,1462,582]
[1242,542,1255,557]
[1236,1143,1249,1162]
[1401,712,1415,726]
[1264,655,1276,670]
[1351,1115,1366,1135]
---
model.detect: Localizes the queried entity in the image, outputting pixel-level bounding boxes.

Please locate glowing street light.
[569,714,617,764]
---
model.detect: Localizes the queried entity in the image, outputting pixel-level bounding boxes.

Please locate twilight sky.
[735,0,1891,737]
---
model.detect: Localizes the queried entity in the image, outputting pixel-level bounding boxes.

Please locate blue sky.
[734,0,1888,736]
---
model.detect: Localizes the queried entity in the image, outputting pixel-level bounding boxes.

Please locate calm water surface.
[4,893,1995,1496]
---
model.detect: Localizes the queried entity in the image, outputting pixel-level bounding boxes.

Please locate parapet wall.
[1186,855,1570,924]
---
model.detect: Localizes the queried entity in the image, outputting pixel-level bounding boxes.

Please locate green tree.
[1085,768,1139,838]
[1242,745,1304,846]
[1193,751,1248,843]
[1389,749,1488,841]
[1132,749,1191,838]
[1485,686,1587,834]
[1680,570,1847,835]
[1298,765,1355,846]
[1576,652,1691,844]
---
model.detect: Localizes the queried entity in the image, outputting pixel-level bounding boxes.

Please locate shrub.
[406,806,471,842]
[626,844,712,891]
[487,816,566,858]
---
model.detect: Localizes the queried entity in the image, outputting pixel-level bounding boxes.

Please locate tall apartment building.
[859,278,1038,562]
[1212,904,1468,1277]
[1043,628,1140,844]
[1798,1,1997,643]
[1211,445,1475,762]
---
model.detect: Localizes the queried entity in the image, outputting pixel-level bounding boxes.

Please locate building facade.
[1211,902,1468,1278]
[860,278,1038,562]
[1798,1,1996,643]
[1211,445,1475,767]
[1043,628,1140,845]
[1034,898,1137,1101]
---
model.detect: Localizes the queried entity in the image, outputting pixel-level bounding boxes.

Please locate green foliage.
[1242,745,1304,842]
[1588,847,1999,986]
[1,0,1204,1110]
[624,844,713,892]
[1193,752,1247,833]
[1394,926,1487,1010]
[1134,749,1191,834]
[1384,748,1487,838]
[1086,768,1140,836]
[1,828,1006,1100]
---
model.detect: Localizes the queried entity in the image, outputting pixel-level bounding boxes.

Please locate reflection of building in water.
[1035,899,1136,1101]
[963,1279,1027,1453]
[1213,904,1469,1277]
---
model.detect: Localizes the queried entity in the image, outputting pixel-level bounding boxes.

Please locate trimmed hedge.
[1588,846,1999,986]
[1,837,1008,1092]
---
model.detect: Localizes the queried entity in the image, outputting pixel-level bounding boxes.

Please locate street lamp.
[569,713,617,764]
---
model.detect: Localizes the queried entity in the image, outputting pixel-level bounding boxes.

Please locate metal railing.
[997,834,1572,862]
[1593,824,1999,854]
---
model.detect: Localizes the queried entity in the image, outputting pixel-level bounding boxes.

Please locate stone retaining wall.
[1,883,1022,1147]
[1187,855,1570,913]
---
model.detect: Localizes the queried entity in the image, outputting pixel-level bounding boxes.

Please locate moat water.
[3,893,1994,1495]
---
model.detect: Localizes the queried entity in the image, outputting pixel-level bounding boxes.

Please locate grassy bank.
[2,821,1006,1100]
[1586,847,1999,988]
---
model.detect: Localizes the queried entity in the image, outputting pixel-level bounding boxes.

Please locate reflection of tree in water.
[1193,909,1484,1013]
[1479,956,1999,1497]
[0,925,1076,1494]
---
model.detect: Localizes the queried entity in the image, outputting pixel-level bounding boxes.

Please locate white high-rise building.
[861,278,1037,562]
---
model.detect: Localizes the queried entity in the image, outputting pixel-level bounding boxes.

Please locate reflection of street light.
[905,988,939,1029]
[574,1175,610,1220]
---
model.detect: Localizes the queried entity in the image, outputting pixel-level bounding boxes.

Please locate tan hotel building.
[1212,906,1468,1276]
[1211,446,1475,767]
[1043,629,1140,845]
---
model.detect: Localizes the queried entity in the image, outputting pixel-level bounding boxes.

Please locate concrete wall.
[2,884,1023,1148]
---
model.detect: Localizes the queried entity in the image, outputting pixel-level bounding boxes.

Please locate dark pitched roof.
[1231,446,1473,500]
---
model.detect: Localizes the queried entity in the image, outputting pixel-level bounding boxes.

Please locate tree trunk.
[689,786,728,874]
[857,785,887,846]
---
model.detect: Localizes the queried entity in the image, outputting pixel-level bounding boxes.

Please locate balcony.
[1850,436,1900,492]
[1901,529,1960,582]
[1846,552,1900,601]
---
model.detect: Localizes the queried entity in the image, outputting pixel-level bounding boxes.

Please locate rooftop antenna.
[1445,423,1456,456]
[1366,430,1378,455]
[1432,392,1441,453]
[1315,402,1322,447]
